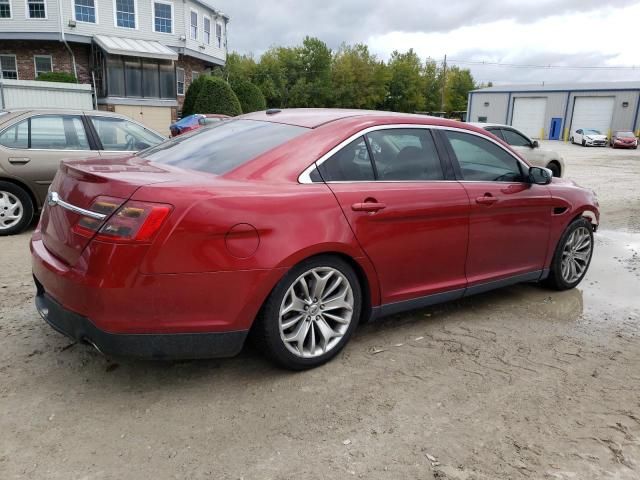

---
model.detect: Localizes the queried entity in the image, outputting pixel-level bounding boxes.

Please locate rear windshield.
[140,119,308,175]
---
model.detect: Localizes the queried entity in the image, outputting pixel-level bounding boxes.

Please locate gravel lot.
[1,141,639,479]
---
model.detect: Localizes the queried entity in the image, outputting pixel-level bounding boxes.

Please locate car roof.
[241,108,468,129]
[468,122,510,129]
[0,108,141,119]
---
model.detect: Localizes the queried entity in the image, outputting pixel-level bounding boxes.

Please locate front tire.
[547,162,561,177]
[545,217,594,291]
[0,182,34,236]
[254,255,362,370]
[582,139,587,147]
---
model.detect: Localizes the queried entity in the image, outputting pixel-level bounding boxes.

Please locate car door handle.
[475,194,498,205]
[351,202,386,212]
[8,157,30,165]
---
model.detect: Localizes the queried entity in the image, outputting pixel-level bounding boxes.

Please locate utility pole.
[440,54,447,114]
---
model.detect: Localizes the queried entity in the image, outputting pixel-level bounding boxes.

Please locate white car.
[470,123,566,177]
[571,129,608,147]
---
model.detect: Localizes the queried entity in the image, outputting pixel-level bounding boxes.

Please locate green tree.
[298,36,332,107]
[385,49,425,113]
[224,52,258,85]
[331,43,388,109]
[423,59,441,112]
[444,66,476,113]
[194,77,242,116]
[181,75,207,116]
[231,79,267,113]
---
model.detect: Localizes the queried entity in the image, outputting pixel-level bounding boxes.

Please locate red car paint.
[31,109,600,357]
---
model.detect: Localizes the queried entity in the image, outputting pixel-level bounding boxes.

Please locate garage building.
[467,81,640,140]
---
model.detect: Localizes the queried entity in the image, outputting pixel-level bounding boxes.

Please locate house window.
[203,17,211,44]
[176,67,185,96]
[153,1,172,33]
[0,0,11,18]
[0,55,18,79]
[34,55,52,77]
[27,0,46,18]
[105,56,175,99]
[190,10,197,39]
[191,71,199,82]
[75,0,96,23]
[115,0,135,28]
[216,23,222,48]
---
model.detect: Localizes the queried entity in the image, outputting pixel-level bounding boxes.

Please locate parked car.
[0,109,166,235]
[570,129,608,147]
[31,109,599,370]
[471,123,565,177]
[609,131,638,149]
[169,114,229,137]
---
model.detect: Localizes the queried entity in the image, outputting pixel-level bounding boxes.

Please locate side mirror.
[529,166,552,185]
[531,140,539,149]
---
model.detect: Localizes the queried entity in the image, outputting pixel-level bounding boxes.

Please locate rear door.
[440,128,552,287]
[313,127,470,307]
[0,114,96,204]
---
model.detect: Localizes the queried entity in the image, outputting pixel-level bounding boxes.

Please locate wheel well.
[0,177,39,211]
[322,252,373,324]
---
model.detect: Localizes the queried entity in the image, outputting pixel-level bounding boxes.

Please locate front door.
[441,129,552,287]
[315,128,470,306]
[549,118,562,140]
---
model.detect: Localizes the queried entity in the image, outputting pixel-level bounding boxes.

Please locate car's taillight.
[72,196,123,237]
[95,201,172,243]
[72,197,171,243]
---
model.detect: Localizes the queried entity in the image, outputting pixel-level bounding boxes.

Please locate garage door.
[571,97,615,136]
[511,98,547,139]
[114,105,172,137]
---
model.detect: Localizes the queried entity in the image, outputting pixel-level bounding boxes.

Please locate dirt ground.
[1,141,639,480]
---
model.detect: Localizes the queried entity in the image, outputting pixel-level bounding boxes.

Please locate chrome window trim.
[298,124,530,184]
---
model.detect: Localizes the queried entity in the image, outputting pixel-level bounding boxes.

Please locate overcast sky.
[213,0,640,85]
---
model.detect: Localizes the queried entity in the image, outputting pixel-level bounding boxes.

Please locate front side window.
[153,1,172,33]
[190,10,197,39]
[115,0,135,28]
[366,129,444,181]
[216,23,222,48]
[0,119,28,148]
[27,0,46,18]
[176,67,185,96]
[30,115,90,150]
[501,129,531,147]
[34,55,52,77]
[317,137,375,182]
[0,55,17,79]
[91,116,164,151]
[444,130,525,182]
[0,0,11,18]
[203,17,211,44]
[140,119,308,175]
[75,0,96,23]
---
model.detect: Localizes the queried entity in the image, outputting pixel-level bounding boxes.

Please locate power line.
[428,57,640,70]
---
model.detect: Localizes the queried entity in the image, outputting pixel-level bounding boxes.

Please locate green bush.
[194,77,242,116]
[181,75,207,117]
[35,72,77,83]
[231,79,266,113]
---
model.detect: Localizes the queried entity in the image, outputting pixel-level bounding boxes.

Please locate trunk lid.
[39,155,185,266]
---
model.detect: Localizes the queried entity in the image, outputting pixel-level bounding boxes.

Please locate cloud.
[212,0,640,82]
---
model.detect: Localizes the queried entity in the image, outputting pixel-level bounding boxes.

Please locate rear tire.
[545,217,594,291]
[570,137,574,144]
[253,255,362,370]
[0,182,34,236]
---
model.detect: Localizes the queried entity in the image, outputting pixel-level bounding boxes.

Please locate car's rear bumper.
[34,282,248,359]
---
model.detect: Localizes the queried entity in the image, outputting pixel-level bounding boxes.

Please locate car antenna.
[266,109,281,115]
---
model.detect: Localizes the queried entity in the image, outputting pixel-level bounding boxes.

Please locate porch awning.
[93,35,178,61]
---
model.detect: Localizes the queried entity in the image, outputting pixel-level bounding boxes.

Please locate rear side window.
[30,115,90,150]
[0,119,28,148]
[317,137,375,182]
[140,119,308,175]
[444,130,525,182]
[366,129,444,181]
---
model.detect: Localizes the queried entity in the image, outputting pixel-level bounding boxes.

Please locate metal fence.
[0,79,94,110]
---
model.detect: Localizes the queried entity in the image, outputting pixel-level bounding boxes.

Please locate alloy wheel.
[560,226,592,283]
[0,191,23,231]
[279,267,354,359]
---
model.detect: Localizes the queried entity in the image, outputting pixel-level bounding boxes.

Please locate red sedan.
[31,109,600,370]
